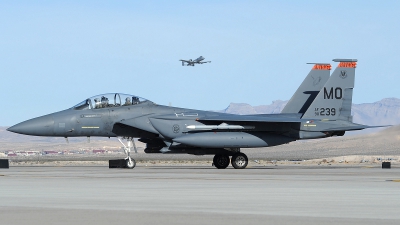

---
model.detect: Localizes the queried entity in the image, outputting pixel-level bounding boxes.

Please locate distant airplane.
[180,56,211,66]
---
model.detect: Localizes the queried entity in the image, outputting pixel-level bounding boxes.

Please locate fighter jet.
[7,59,382,169]
[179,56,211,66]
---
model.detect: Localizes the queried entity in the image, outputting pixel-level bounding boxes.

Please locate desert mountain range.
[219,98,400,129]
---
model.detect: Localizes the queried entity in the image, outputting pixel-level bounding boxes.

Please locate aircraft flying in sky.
[7,59,383,169]
[179,56,211,66]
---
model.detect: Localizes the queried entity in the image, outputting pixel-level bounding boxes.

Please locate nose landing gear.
[118,137,137,169]
[126,158,136,169]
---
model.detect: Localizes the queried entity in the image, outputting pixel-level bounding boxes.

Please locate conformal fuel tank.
[173,132,294,148]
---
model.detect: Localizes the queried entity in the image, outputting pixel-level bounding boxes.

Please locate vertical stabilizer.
[282,63,331,114]
[302,59,357,121]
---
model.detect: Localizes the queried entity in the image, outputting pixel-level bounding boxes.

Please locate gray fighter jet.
[7,59,382,169]
[180,56,211,66]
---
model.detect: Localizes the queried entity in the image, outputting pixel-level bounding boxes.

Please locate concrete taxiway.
[1,165,400,225]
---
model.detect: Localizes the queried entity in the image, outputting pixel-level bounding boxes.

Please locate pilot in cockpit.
[132,97,140,105]
[101,96,109,108]
[124,97,132,106]
[94,98,101,108]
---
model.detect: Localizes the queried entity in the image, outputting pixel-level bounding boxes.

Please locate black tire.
[126,158,136,169]
[231,153,248,169]
[213,154,230,169]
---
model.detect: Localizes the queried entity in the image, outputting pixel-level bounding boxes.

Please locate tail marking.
[313,64,332,70]
[338,62,357,68]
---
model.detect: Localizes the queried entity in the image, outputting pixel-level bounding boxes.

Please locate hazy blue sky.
[1,1,400,125]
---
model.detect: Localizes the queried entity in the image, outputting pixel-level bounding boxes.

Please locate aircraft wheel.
[213,154,230,169]
[126,158,136,169]
[231,153,248,169]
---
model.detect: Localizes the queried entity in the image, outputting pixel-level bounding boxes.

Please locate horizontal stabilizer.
[319,125,390,132]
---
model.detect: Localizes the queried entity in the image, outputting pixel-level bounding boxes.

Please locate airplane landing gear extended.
[118,137,137,169]
[231,153,248,169]
[213,154,230,169]
[213,151,249,169]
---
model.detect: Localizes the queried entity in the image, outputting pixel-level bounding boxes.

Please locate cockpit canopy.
[72,93,149,110]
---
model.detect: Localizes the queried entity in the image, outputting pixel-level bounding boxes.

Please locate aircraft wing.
[197,114,305,123]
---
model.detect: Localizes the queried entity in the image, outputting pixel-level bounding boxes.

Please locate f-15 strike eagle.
[179,56,211,66]
[8,59,383,169]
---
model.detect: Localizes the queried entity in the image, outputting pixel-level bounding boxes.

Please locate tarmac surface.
[1,165,400,225]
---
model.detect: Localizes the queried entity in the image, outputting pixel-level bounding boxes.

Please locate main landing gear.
[118,137,137,169]
[213,152,248,169]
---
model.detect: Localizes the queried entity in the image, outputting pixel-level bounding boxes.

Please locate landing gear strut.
[118,137,137,169]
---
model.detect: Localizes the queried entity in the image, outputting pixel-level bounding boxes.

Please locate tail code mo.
[323,87,342,99]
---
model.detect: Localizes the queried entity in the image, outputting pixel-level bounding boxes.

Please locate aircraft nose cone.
[7,116,54,136]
